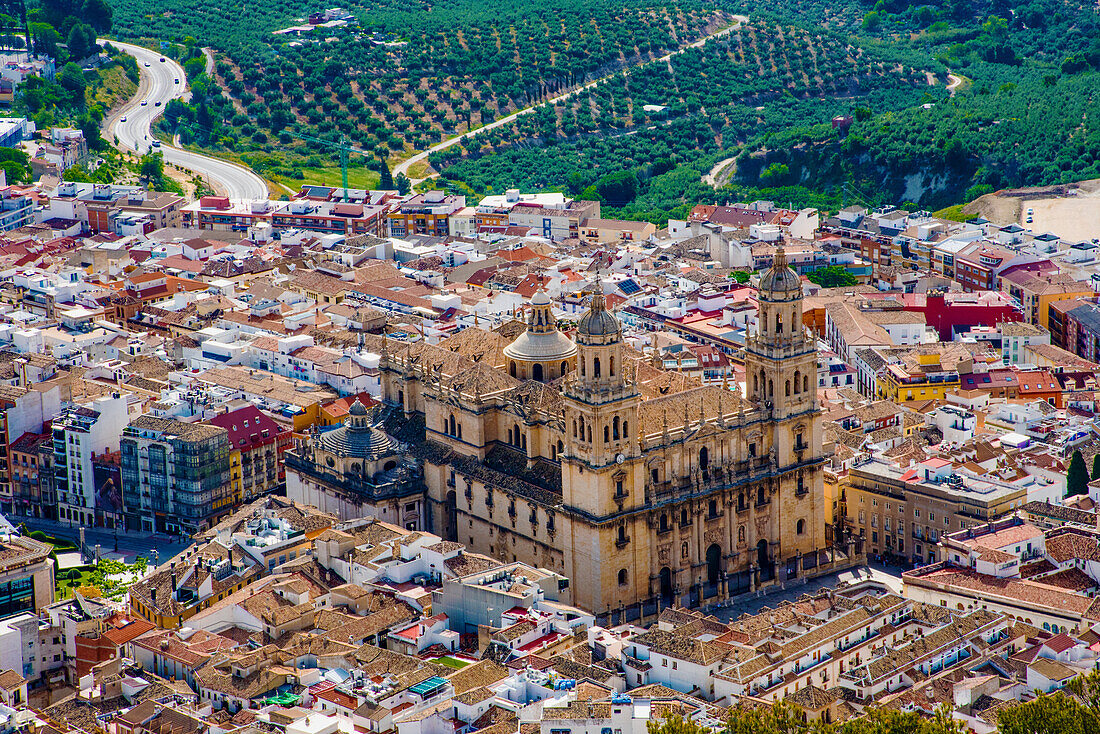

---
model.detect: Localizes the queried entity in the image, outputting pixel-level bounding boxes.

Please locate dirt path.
[394,16,749,180]
[946,73,964,97]
[702,156,737,187]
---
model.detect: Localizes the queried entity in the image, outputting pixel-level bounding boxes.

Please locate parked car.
[120,116,126,122]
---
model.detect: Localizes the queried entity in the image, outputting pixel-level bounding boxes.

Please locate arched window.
[681,542,689,559]
[804,374,809,393]
[768,379,774,397]
[448,414,456,436]
[753,374,759,393]
[797,519,805,535]
[609,356,614,376]
[514,424,521,447]
[699,446,709,469]
[572,419,577,438]
[618,568,628,586]
[708,499,718,517]
[604,425,610,443]
[757,486,766,505]
[533,364,543,381]
[776,313,783,333]
[509,362,517,377]
[587,425,592,443]
[738,492,746,511]
[651,468,659,483]
[613,416,620,440]
[659,514,669,532]
[561,360,568,376]
[785,380,791,397]
[617,525,627,543]
[557,440,563,457]
[794,370,801,394]
[458,424,463,440]
[594,357,601,378]
[680,508,689,526]
[623,421,629,439]
[738,525,745,543]
[580,359,586,376]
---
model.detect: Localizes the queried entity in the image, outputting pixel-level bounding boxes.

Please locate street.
[10,514,190,567]
[101,39,269,200]
[709,561,905,621]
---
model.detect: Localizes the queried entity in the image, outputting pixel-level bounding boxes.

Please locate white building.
[52,393,130,528]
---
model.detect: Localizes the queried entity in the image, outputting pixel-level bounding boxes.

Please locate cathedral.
[286,249,830,620]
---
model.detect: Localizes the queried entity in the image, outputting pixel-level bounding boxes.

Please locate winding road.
[102,40,269,199]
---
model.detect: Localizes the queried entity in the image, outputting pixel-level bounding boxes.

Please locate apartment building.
[844,456,1033,565]
[120,415,233,535]
[386,191,465,237]
[52,394,129,529]
[205,405,291,502]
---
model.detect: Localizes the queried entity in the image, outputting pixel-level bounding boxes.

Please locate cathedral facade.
[287,250,831,620]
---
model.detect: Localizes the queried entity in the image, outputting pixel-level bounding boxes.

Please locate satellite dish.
[616,453,625,464]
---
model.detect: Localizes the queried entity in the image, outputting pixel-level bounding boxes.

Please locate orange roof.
[103,617,156,646]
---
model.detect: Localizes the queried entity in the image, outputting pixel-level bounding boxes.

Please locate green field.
[274,165,382,193]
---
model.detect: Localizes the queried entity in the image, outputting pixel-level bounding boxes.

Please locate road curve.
[102,39,269,200]
[393,17,747,179]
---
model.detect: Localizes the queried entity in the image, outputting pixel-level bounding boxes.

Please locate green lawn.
[434,656,470,669]
[275,165,382,192]
[27,530,77,551]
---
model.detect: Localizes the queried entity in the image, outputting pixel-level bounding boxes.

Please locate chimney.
[150,588,156,604]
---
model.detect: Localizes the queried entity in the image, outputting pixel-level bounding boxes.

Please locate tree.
[0,160,27,184]
[395,172,411,194]
[1092,453,1100,480]
[378,157,394,190]
[58,62,86,96]
[139,153,165,184]
[807,266,857,288]
[65,23,96,61]
[1067,449,1089,496]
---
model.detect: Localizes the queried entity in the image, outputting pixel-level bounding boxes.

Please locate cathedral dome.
[503,291,578,362]
[758,247,802,301]
[318,405,396,459]
[576,292,620,339]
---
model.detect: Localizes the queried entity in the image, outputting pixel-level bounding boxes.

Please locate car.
[143,62,150,67]
[159,57,166,62]
[152,140,162,148]
[1026,217,1033,224]
[154,101,161,107]
[174,78,180,84]
[1027,207,1034,214]
[140,101,147,106]
[120,116,126,122]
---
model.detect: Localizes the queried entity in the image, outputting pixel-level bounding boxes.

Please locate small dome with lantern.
[503,290,577,382]
[757,247,803,302]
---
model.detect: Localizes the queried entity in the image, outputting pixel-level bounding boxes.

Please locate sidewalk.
[7,514,191,565]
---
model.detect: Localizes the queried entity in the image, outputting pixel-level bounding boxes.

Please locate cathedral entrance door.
[757,539,774,581]
[659,567,673,604]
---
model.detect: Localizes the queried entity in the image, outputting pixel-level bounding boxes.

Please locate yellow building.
[879,353,960,404]
[1001,271,1095,328]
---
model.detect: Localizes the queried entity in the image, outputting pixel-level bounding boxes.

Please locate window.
[797,519,805,535]
[618,568,628,586]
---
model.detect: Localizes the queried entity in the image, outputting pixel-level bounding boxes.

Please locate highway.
[102,40,269,200]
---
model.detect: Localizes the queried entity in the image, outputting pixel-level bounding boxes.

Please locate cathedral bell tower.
[560,289,643,517]
[745,246,817,422]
